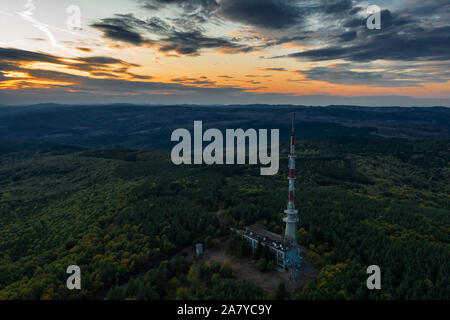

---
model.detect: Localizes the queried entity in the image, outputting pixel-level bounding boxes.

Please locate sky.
[0,0,449,106]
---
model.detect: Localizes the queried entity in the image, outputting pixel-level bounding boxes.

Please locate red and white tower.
[283,112,299,243]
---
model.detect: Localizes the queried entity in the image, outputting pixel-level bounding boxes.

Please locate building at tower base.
[242,224,300,270]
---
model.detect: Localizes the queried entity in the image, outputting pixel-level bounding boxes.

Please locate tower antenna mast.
[283,112,298,242]
[283,112,301,285]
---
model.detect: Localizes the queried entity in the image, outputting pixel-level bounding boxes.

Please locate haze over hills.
[0,104,449,155]
[1,93,449,107]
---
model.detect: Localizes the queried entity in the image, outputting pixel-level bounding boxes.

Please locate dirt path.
[175,238,318,295]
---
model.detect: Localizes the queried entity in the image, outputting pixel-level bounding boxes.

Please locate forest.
[0,130,448,299]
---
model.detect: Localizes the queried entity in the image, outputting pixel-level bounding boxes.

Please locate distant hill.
[0,104,449,154]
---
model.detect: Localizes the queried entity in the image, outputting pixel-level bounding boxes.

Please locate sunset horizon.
[1,0,449,106]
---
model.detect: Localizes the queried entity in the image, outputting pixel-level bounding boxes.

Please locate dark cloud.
[339,30,357,42]
[158,30,248,55]
[0,47,61,64]
[283,25,450,62]
[74,47,93,53]
[139,0,219,31]
[90,13,251,56]
[90,23,148,45]
[91,14,154,45]
[90,72,120,78]
[69,56,140,75]
[295,60,450,88]
[121,0,449,66]
[78,56,131,65]
[349,6,363,15]
[274,5,449,64]
[171,76,216,86]
[214,0,372,32]
[0,61,21,71]
[130,74,153,80]
[299,65,422,87]
[144,17,172,35]
[402,0,450,16]
[0,48,149,81]
[344,17,364,28]
[268,35,310,47]
[245,74,272,78]
[92,1,405,57]
[259,67,288,72]
[218,0,302,29]
[324,0,352,14]
[139,0,218,12]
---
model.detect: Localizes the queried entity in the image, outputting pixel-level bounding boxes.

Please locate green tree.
[256,258,267,272]
[275,282,290,300]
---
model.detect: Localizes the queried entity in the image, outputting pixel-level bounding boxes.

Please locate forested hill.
[0,134,448,299]
[0,104,449,155]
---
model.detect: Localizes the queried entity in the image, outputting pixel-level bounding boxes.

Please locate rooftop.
[244,224,289,247]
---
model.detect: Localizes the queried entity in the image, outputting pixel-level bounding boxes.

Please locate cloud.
[91,22,150,45]
[324,0,352,14]
[139,0,218,12]
[402,0,450,16]
[90,13,251,56]
[246,80,262,84]
[339,30,357,42]
[299,65,418,87]
[158,30,248,56]
[0,47,248,100]
[1,61,240,96]
[259,67,288,72]
[245,74,272,78]
[264,0,449,65]
[95,0,448,64]
[218,0,303,30]
[282,25,450,62]
[0,47,61,64]
[348,5,363,15]
[77,56,139,67]
[171,76,217,86]
[1,47,448,106]
[140,0,219,27]
[0,48,149,82]
[269,35,309,46]
[74,47,93,53]
[295,60,450,88]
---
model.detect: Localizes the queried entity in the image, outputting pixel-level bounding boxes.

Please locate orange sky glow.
[0,0,449,105]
